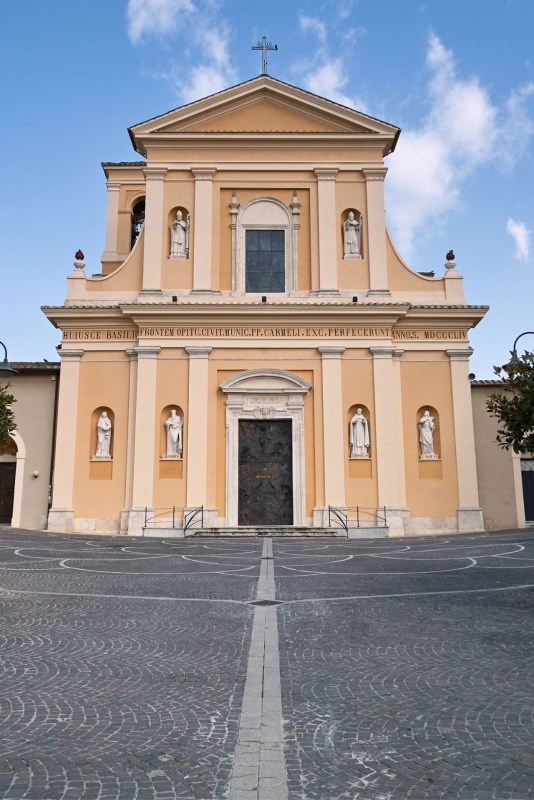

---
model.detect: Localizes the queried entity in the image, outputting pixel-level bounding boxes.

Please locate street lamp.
[506,331,534,368]
[0,341,17,377]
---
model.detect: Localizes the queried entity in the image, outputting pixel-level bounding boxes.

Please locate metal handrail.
[144,506,179,528]
[328,505,387,529]
[184,505,204,532]
[328,505,348,532]
[143,505,204,531]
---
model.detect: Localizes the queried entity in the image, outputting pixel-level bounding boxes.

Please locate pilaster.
[363,168,390,295]
[318,346,345,506]
[141,167,167,292]
[120,349,139,534]
[191,168,217,292]
[314,169,339,293]
[447,349,484,531]
[48,349,84,532]
[100,180,121,263]
[129,346,160,532]
[370,347,405,531]
[185,346,212,508]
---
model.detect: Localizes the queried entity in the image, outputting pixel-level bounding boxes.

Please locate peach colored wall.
[153,352,189,509]
[6,368,59,529]
[162,175,195,291]
[91,237,144,291]
[73,354,130,519]
[185,100,347,133]
[471,384,524,529]
[386,234,446,294]
[337,173,370,291]
[144,145,383,166]
[341,351,378,508]
[400,353,458,517]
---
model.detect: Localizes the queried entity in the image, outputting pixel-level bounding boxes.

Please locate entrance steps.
[143,525,389,538]
[187,526,389,538]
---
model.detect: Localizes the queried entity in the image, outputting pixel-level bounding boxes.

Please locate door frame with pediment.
[220,369,311,527]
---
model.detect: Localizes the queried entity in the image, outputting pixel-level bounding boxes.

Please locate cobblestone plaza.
[0,529,533,799]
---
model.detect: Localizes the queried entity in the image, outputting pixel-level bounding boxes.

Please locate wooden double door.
[238,420,293,526]
[0,463,15,524]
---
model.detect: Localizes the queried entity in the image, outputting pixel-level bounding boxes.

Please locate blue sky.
[1,0,533,377]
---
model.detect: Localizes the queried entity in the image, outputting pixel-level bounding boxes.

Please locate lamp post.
[507,331,534,368]
[0,341,17,377]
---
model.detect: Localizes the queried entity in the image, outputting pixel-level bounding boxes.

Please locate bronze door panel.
[238,420,293,526]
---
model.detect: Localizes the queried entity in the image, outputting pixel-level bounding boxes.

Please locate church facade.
[43,75,487,537]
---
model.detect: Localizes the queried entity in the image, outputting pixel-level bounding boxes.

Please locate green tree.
[487,349,534,453]
[0,383,16,445]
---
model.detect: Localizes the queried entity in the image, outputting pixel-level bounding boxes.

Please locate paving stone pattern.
[0,530,533,798]
[275,535,534,799]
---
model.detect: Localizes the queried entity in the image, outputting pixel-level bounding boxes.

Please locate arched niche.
[233,197,298,295]
[168,206,190,259]
[220,369,311,526]
[160,405,184,460]
[347,404,371,459]
[342,208,363,260]
[90,407,115,460]
[416,405,441,460]
[130,197,145,250]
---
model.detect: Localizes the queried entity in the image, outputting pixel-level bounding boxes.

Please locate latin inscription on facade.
[62,326,468,342]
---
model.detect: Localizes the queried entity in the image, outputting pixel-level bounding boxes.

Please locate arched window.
[130,198,145,250]
[232,196,299,295]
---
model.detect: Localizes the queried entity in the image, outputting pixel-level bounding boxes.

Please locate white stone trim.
[233,197,296,295]
[220,369,311,526]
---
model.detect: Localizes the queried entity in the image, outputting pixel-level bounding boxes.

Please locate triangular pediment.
[129,75,399,153]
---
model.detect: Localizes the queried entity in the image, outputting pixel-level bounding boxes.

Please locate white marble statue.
[170,210,190,258]
[96,411,112,458]
[343,211,362,258]
[350,408,370,457]
[419,410,437,458]
[165,409,183,456]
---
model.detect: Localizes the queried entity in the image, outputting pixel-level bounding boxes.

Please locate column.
[363,168,389,295]
[129,346,160,533]
[191,168,217,292]
[48,349,84,532]
[141,167,167,292]
[185,346,212,509]
[371,346,406,534]
[318,346,345,507]
[314,169,339,293]
[447,349,484,531]
[100,180,121,262]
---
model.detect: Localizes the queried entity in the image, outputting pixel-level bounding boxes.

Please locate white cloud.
[299,16,327,45]
[177,23,237,103]
[294,15,368,112]
[126,0,237,103]
[500,83,534,170]
[127,0,195,44]
[386,34,534,259]
[507,218,531,262]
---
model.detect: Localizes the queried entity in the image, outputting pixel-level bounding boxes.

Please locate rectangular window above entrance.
[245,230,285,293]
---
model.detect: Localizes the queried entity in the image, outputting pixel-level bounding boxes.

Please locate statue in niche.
[343,211,362,258]
[350,408,370,457]
[170,210,190,258]
[419,410,437,458]
[165,410,183,457]
[96,411,112,458]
